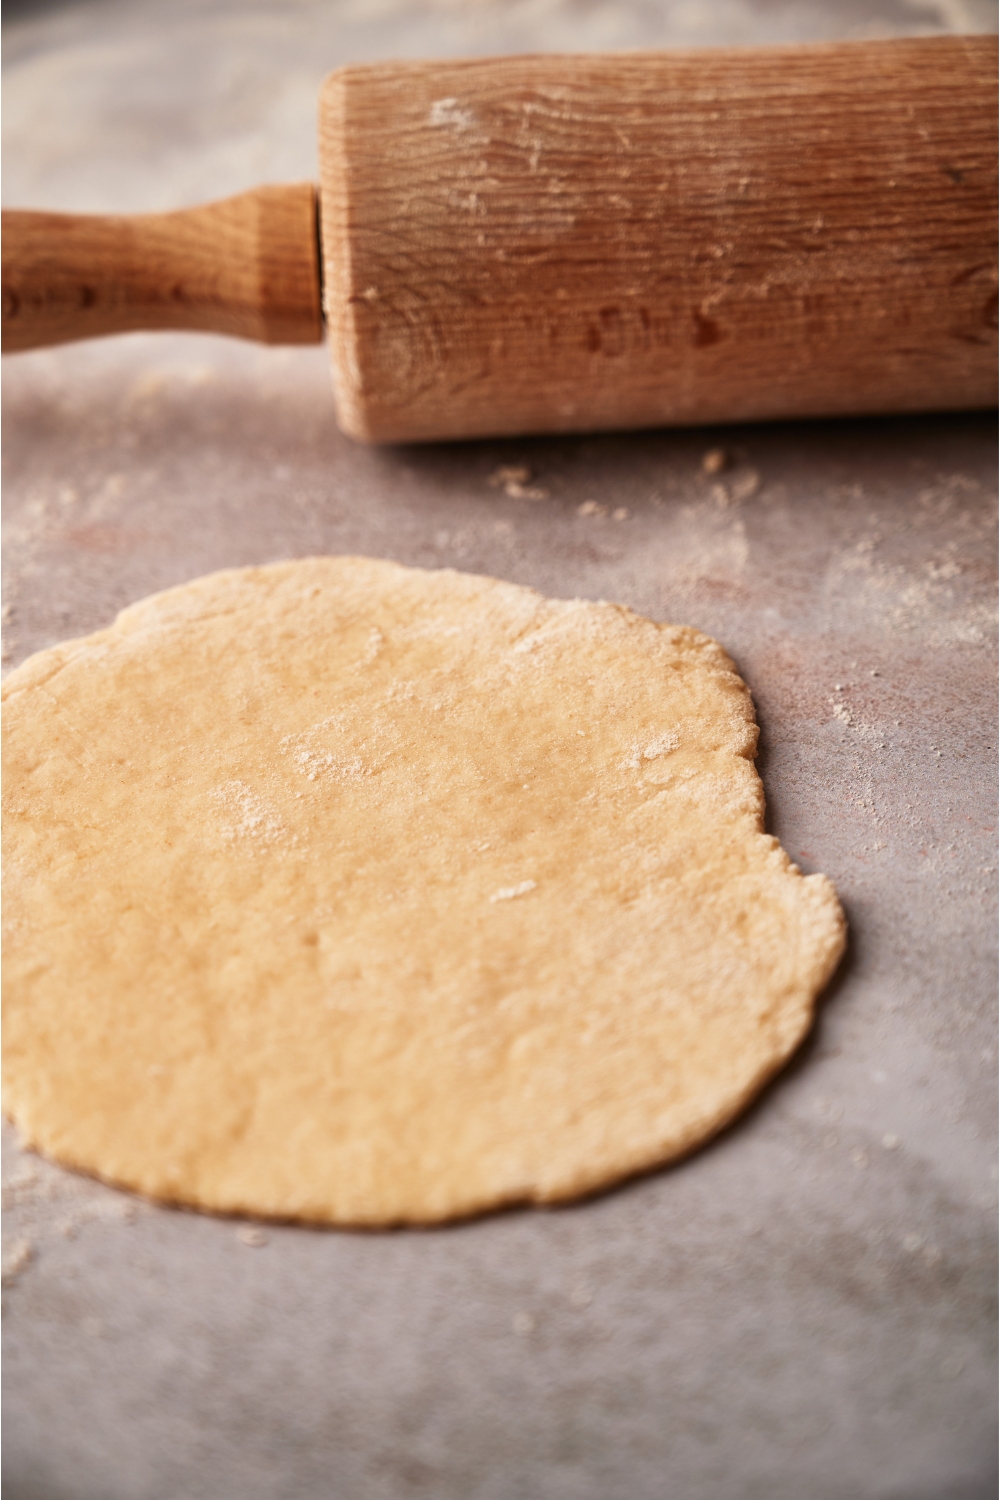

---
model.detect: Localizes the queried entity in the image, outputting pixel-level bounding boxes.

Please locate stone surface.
[2,3,997,1498]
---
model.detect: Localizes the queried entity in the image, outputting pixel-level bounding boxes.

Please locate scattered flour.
[489,880,536,903]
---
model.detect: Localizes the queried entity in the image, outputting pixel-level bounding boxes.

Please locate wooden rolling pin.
[2,36,996,443]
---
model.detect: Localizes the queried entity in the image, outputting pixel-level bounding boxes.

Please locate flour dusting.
[490,880,536,903]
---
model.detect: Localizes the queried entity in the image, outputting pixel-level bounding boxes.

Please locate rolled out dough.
[2,558,845,1225]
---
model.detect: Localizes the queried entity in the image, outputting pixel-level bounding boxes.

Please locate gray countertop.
[2,3,997,1498]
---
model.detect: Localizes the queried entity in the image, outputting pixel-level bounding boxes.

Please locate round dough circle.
[2,558,845,1225]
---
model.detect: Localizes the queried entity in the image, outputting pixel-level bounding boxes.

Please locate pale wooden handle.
[2,183,323,352]
[319,36,998,443]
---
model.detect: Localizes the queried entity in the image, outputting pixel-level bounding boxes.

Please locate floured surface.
[2,557,844,1225]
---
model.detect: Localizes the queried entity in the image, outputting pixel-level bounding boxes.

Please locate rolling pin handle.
[1,183,324,353]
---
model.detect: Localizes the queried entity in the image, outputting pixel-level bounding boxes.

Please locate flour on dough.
[1,558,845,1225]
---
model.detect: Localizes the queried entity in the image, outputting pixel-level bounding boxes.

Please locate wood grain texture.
[318,37,997,443]
[2,184,323,352]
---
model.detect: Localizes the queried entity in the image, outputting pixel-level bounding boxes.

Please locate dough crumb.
[712,468,761,508]
[488,465,549,500]
[702,447,729,475]
[1,1236,34,1285]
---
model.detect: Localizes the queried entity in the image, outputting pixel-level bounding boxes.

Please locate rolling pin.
[2,35,996,443]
